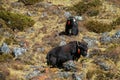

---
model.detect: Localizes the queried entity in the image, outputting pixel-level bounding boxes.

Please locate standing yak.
[65,16,79,36]
[46,41,88,68]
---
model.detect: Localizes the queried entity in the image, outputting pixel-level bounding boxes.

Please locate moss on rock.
[0,10,35,31]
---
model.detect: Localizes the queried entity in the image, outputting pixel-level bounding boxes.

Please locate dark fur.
[46,41,88,68]
[65,16,78,35]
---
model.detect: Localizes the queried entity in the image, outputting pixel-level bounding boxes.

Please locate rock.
[37,47,45,53]
[0,43,10,54]
[27,11,32,16]
[57,72,71,79]
[88,49,102,58]
[63,60,77,71]
[83,37,98,48]
[112,30,120,39]
[11,1,24,8]
[26,70,41,79]
[41,12,48,18]
[100,32,112,44]
[59,41,66,46]
[94,60,111,71]
[13,47,27,58]
[64,12,71,18]
[75,16,83,21]
[35,2,52,9]
[72,73,84,80]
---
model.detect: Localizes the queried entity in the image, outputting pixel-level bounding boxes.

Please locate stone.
[35,2,52,9]
[57,72,71,79]
[0,43,10,54]
[64,12,71,18]
[83,37,98,48]
[100,32,112,44]
[41,12,47,18]
[112,30,120,39]
[11,1,24,8]
[72,73,83,80]
[63,60,77,71]
[26,70,41,79]
[94,60,111,71]
[75,16,83,21]
[13,47,27,58]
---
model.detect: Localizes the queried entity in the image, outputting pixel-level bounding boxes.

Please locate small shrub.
[18,0,43,5]
[0,10,35,31]
[85,20,113,33]
[72,1,88,15]
[87,0,101,7]
[71,0,101,15]
[112,17,120,26]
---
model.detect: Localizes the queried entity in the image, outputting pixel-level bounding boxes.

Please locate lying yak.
[46,41,88,68]
[65,16,79,35]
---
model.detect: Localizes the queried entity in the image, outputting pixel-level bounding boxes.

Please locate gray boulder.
[63,60,77,71]
[13,47,27,58]
[0,43,10,54]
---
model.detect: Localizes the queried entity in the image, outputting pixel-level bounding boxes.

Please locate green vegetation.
[71,0,101,15]
[0,10,35,31]
[85,20,113,33]
[112,17,120,26]
[0,18,7,28]
[19,0,44,5]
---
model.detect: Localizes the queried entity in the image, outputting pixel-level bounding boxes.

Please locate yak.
[46,41,88,68]
[65,16,79,36]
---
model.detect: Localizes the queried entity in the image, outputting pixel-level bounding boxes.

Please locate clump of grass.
[0,18,7,28]
[112,17,120,26]
[18,0,43,5]
[87,70,117,80]
[4,37,17,45]
[0,10,35,31]
[85,20,113,33]
[105,45,120,63]
[71,0,101,15]
[0,54,13,62]
[87,9,99,17]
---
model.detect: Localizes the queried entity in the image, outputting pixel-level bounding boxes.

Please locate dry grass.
[0,0,120,80]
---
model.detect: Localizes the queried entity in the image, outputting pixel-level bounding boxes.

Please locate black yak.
[65,16,78,35]
[46,41,88,68]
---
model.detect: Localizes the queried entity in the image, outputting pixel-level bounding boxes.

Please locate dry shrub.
[0,10,35,31]
[70,0,101,15]
[85,20,113,33]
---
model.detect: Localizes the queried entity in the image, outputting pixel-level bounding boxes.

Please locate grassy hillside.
[0,0,120,80]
